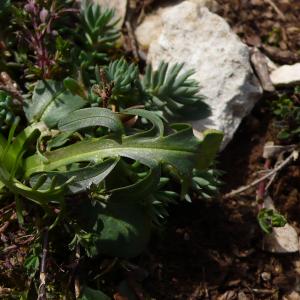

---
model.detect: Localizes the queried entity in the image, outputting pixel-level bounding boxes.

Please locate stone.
[238,291,250,300]
[283,291,300,300]
[218,291,236,300]
[135,12,163,50]
[94,0,127,29]
[261,272,271,281]
[142,1,262,148]
[270,63,300,87]
[135,0,219,50]
[188,0,219,11]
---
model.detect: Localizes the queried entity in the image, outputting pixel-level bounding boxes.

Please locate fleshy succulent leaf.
[142,62,211,120]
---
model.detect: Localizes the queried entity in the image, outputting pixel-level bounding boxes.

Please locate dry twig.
[125,21,139,61]
[224,150,298,199]
[0,72,23,103]
[264,0,285,20]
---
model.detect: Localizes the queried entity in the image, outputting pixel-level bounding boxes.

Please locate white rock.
[270,63,300,87]
[94,0,127,29]
[143,1,262,148]
[283,291,300,300]
[135,12,163,50]
[189,0,219,11]
[135,0,219,50]
[264,225,299,253]
[261,272,271,281]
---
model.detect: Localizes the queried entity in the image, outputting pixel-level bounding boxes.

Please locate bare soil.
[143,100,300,300]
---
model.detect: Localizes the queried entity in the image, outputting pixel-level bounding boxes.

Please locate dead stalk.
[38,229,49,300]
[74,244,81,299]
[224,151,297,199]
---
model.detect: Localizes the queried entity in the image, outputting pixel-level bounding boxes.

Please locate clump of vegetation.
[271,86,300,142]
[0,0,223,298]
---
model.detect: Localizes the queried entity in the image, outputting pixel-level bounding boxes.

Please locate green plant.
[257,208,287,234]
[0,81,222,296]
[142,62,210,120]
[73,0,120,85]
[271,86,300,141]
[0,90,16,129]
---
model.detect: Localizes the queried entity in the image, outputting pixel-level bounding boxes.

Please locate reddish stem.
[256,159,272,210]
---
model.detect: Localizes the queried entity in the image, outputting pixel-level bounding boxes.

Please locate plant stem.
[256,159,271,210]
[74,244,81,299]
[38,228,49,300]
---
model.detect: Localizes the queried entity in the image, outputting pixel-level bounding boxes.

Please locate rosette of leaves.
[80,0,119,50]
[147,176,178,225]
[191,168,223,200]
[146,167,223,225]
[90,59,143,107]
[1,78,223,258]
[0,91,16,129]
[74,0,120,84]
[142,62,210,121]
[272,87,300,141]
[104,59,141,103]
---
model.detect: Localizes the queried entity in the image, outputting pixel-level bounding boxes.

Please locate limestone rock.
[135,12,163,50]
[143,1,262,148]
[94,0,127,29]
[135,0,219,50]
[283,291,300,300]
[270,63,300,87]
[264,225,299,253]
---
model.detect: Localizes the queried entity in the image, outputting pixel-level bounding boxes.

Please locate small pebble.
[261,272,271,281]
[238,291,250,300]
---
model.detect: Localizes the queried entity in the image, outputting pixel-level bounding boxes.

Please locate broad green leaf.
[0,165,65,208]
[58,107,124,135]
[108,166,160,203]
[99,202,151,257]
[24,124,223,178]
[24,80,86,128]
[123,108,164,137]
[79,286,111,300]
[194,129,223,169]
[30,157,119,194]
